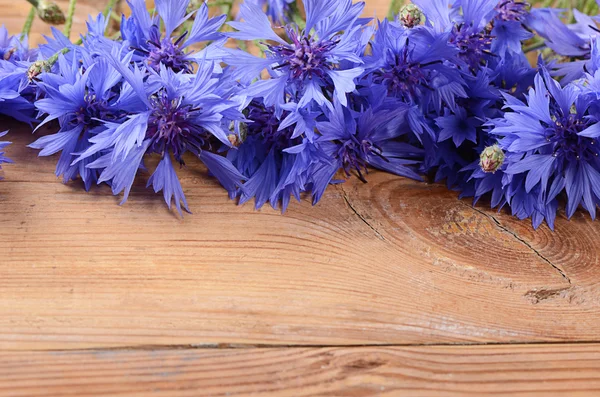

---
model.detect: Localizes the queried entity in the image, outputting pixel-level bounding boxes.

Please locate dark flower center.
[450,24,493,69]
[269,28,337,81]
[373,47,430,101]
[75,93,111,127]
[495,0,529,22]
[147,91,207,162]
[246,102,296,150]
[336,135,386,183]
[138,27,191,73]
[546,114,599,162]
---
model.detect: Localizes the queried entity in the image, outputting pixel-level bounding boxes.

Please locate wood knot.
[524,287,571,304]
[343,358,386,372]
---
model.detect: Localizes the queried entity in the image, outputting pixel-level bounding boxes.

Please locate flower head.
[29,53,126,189]
[495,0,529,22]
[490,69,600,227]
[228,100,326,210]
[313,100,423,200]
[0,25,37,62]
[227,0,367,109]
[122,0,226,73]
[73,51,246,214]
[364,19,465,113]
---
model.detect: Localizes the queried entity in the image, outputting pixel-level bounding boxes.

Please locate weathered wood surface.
[2,344,600,396]
[1,119,600,352]
[2,0,600,394]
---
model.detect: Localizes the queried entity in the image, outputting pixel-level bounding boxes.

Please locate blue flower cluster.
[3,0,600,229]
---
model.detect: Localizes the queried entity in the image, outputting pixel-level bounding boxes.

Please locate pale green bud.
[479,144,505,173]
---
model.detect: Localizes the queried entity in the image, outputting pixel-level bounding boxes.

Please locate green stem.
[387,0,404,19]
[22,6,37,38]
[220,0,234,21]
[109,11,121,24]
[63,0,77,38]
[102,0,119,17]
[524,41,547,53]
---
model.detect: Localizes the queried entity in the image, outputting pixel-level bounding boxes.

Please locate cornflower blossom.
[312,100,423,201]
[0,26,38,122]
[529,7,600,82]
[227,99,327,210]
[226,0,368,112]
[29,54,126,190]
[121,0,227,73]
[489,69,600,228]
[73,51,246,214]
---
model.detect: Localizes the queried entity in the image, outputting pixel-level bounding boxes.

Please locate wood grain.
[1,120,600,351]
[2,344,600,396]
[1,2,599,393]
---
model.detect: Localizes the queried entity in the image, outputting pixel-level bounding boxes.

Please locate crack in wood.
[40,340,600,353]
[338,185,386,241]
[462,203,571,285]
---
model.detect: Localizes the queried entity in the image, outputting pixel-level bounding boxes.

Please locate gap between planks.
[17,340,600,353]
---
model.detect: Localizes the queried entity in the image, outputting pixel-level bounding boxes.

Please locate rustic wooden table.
[2,1,600,396]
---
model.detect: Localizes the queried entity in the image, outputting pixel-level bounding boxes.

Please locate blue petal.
[148,154,190,215]
[228,1,286,44]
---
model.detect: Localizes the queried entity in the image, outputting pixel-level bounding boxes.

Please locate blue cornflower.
[491,1,533,57]
[226,0,367,109]
[529,8,600,82]
[0,25,37,62]
[0,27,38,122]
[76,51,246,214]
[0,60,37,123]
[227,99,327,210]
[312,100,423,201]
[0,131,12,176]
[363,19,465,116]
[413,0,532,70]
[121,0,226,73]
[29,53,126,190]
[491,69,600,228]
[414,0,499,70]
[245,0,295,25]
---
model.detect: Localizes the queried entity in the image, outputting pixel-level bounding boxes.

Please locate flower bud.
[27,60,51,82]
[37,0,66,25]
[480,144,505,173]
[3,48,16,61]
[227,134,242,147]
[399,4,424,29]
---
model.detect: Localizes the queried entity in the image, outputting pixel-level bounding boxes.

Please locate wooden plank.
[1,120,600,349]
[2,344,600,396]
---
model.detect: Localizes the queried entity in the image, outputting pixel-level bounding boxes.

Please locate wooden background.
[3,0,600,396]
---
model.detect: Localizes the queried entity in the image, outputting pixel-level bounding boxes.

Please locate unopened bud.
[399,4,424,29]
[186,0,203,15]
[227,134,242,147]
[27,60,51,82]
[37,0,66,25]
[3,48,16,61]
[480,144,505,173]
